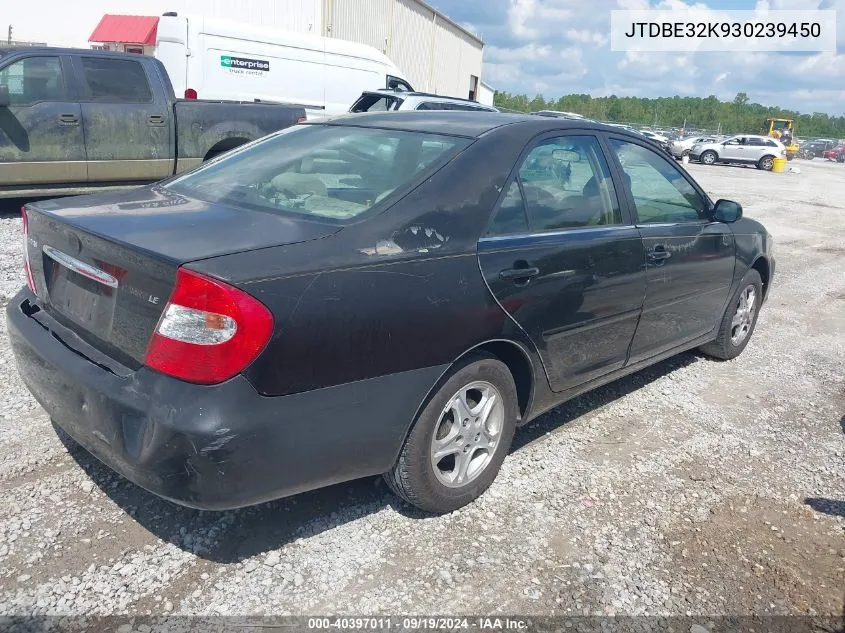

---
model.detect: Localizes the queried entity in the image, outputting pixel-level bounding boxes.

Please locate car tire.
[384,354,518,514]
[700,150,717,165]
[757,156,775,171]
[699,269,763,361]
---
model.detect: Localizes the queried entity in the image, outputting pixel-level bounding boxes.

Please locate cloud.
[565,29,609,46]
[433,0,845,114]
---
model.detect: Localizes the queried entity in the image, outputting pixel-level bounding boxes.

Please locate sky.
[436,0,845,115]
[5,0,845,115]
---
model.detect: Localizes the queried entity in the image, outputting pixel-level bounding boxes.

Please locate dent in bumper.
[7,292,447,510]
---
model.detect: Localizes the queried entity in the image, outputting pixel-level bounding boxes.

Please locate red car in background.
[823,146,845,162]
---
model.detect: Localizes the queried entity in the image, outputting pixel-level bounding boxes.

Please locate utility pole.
[7,25,12,45]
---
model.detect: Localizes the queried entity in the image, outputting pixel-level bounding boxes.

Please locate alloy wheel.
[430,381,505,488]
[730,285,757,346]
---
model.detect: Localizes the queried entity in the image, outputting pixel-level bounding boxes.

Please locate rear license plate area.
[44,256,117,334]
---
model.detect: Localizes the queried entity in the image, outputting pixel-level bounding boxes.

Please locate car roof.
[320,111,644,139]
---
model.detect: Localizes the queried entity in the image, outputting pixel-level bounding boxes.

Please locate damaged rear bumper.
[7,290,446,510]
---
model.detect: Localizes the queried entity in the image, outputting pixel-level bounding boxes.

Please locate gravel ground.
[0,160,843,622]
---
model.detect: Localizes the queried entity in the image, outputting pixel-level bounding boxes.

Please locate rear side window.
[79,58,152,102]
[487,181,529,235]
[165,125,471,223]
[488,135,622,234]
[416,102,443,110]
[0,56,66,105]
[441,103,488,111]
[766,139,779,147]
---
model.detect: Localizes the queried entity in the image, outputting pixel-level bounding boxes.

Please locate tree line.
[493,91,845,139]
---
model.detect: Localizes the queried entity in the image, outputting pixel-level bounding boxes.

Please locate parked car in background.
[156,12,413,119]
[8,113,774,515]
[690,135,786,171]
[636,129,670,152]
[822,145,845,162]
[531,110,586,119]
[349,90,498,113]
[799,140,835,159]
[0,47,305,199]
[668,135,721,159]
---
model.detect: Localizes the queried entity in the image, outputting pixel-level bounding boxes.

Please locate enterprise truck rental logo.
[220,55,270,73]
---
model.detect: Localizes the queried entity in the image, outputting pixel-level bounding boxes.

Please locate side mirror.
[713,199,742,223]
[0,85,9,107]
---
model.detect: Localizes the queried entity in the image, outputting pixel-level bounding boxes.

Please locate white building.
[478,80,495,107]
[90,0,486,101]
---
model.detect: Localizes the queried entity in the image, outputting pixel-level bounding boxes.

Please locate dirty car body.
[7,113,775,511]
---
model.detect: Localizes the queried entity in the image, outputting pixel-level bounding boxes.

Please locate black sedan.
[7,112,775,514]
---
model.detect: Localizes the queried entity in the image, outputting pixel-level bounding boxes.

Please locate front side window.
[609,139,709,224]
[0,56,66,105]
[80,58,152,102]
[165,125,471,222]
[387,76,413,92]
[517,135,623,231]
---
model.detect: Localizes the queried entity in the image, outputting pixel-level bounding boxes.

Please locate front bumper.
[7,291,444,510]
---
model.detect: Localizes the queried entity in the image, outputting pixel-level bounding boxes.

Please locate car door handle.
[647,246,672,262]
[499,265,540,281]
[148,114,166,126]
[58,114,78,125]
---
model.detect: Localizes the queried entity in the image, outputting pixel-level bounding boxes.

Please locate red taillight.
[144,268,273,385]
[184,88,198,100]
[297,115,307,124]
[21,207,37,296]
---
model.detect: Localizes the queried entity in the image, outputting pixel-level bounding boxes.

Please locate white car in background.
[690,134,786,171]
[668,135,722,159]
[639,129,668,145]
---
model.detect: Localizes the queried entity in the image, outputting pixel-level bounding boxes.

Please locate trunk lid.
[25,186,339,367]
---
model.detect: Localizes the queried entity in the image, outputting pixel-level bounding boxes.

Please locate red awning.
[89,15,160,46]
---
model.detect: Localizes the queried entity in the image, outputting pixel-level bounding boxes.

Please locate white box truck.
[155,12,414,119]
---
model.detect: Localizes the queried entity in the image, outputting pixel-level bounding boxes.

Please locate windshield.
[165,125,471,223]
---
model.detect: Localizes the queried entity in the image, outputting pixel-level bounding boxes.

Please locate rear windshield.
[165,124,470,223]
[350,93,403,113]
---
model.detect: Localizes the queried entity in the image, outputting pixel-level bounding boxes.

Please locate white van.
[155,13,414,119]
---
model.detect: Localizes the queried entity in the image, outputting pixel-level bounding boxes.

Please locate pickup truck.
[0,47,306,199]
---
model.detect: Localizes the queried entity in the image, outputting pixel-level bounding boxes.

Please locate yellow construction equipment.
[762,118,799,160]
